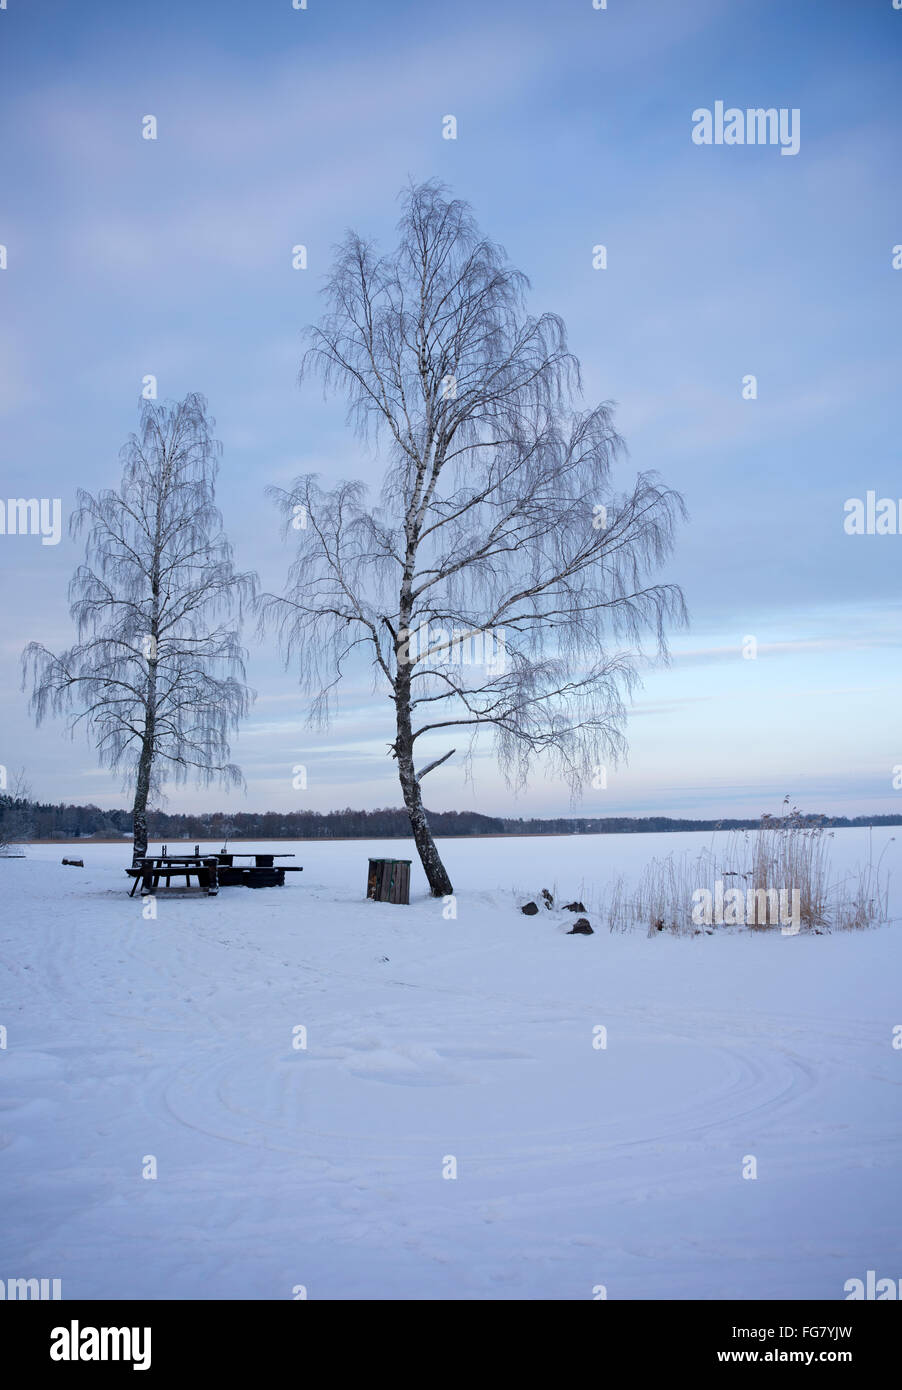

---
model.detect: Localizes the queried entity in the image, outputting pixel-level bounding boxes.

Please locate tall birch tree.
[267,183,687,896]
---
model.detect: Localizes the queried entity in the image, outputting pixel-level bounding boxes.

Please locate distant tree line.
[3,796,900,843]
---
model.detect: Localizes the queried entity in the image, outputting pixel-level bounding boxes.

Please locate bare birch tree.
[0,768,33,855]
[23,394,256,864]
[266,182,687,896]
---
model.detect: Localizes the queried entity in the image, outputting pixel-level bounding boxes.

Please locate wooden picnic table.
[125,847,302,895]
[127,854,221,897]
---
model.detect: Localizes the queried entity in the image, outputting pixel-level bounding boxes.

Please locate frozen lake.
[1,829,899,1299]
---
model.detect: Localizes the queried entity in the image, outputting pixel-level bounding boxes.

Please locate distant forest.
[2,796,901,842]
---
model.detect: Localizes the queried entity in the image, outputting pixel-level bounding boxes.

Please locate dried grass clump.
[598,800,892,936]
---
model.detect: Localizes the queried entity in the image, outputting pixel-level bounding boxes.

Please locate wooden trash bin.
[366,858,411,905]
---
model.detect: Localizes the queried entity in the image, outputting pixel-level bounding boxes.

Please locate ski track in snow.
[1,830,900,1299]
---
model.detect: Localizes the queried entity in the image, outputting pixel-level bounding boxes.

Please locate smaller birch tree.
[23,394,255,863]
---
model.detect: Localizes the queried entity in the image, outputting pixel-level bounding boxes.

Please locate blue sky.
[1,0,900,820]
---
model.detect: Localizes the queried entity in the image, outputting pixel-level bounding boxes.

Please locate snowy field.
[1,829,900,1301]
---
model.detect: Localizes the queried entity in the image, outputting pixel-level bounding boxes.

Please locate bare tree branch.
[416,748,456,782]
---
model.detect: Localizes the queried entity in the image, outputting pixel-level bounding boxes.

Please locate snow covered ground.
[1,829,900,1300]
